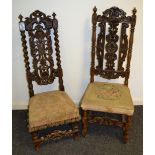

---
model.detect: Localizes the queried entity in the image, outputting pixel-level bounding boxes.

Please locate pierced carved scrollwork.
[25,10,53,30]
[91,7,137,81]
[41,128,79,142]
[96,21,106,69]
[89,116,124,127]
[118,23,129,71]
[102,6,126,19]
[96,20,120,79]
[19,10,65,90]
[24,10,55,85]
[32,125,79,150]
[94,69,127,79]
[105,22,119,70]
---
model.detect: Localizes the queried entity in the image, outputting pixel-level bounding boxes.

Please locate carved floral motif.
[92,7,136,80]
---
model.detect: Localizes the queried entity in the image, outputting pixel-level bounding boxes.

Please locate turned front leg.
[31,132,42,151]
[82,110,88,137]
[72,122,80,139]
[123,115,132,143]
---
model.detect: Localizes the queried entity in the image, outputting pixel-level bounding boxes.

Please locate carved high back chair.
[81,7,137,143]
[18,10,80,151]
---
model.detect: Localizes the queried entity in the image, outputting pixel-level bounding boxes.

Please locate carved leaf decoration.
[94,7,133,79]
[25,10,55,85]
[96,22,106,69]
[104,22,119,76]
[102,6,126,18]
[118,23,129,71]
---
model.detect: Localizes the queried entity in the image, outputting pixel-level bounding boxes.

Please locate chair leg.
[123,115,132,143]
[72,122,80,139]
[82,110,88,137]
[31,132,42,151]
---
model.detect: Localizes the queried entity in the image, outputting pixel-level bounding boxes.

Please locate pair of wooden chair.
[18,6,137,150]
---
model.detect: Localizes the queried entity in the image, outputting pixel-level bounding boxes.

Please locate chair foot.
[73,132,80,140]
[82,110,88,137]
[123,127,129,144]
[72,122,80,140]
[34,142,41,151]
[123,115,132,144]
[31,132,42,151]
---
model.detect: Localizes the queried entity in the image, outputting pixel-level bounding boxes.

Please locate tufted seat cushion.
[28,91,80,132]
[81,82,134,116]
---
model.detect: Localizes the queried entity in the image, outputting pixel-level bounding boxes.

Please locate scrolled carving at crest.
[102,6,126,18]
[25,10,53,30]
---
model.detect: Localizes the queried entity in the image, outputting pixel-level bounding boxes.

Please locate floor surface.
[12,106,143,155]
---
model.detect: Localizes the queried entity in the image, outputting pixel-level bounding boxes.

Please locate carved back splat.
[18,10,64,97]
[91,7,137,85]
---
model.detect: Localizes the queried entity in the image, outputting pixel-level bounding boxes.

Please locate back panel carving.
[19,10,64,97]
[117,23,129,71]
[25,11,54,85]
[92,7,136,81]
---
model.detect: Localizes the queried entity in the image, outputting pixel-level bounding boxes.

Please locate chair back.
[90,7,137,86]
[18,10,64,97]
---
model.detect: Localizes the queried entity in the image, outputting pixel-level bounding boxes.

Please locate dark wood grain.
[19,10,64,94]
[18,10,79,151]
[82,6,137,143]
[90,6,136,83]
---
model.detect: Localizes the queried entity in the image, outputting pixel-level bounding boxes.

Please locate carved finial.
[18,14,23,22]
[132,8,137,15]
[93,6,97,13]
[52,12,56,19]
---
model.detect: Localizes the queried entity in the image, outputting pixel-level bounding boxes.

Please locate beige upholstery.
[28,91,80,132]
[81,82,134,116]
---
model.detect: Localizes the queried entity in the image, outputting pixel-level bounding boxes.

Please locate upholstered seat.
[19,11,80,150]
[81,7,137,143]
[81,82,134,116]
[29,91,80,132]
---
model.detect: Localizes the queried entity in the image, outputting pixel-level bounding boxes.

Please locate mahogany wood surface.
[82,6,137,143]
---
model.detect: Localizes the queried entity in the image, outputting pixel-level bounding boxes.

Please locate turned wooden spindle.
[82,110,88,137]
[18,15,34,97]
[53,13,65,91]
[90,7,97,83]
[124,8,137,86]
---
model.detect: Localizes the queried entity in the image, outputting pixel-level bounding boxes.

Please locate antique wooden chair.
[81,6,137,143]
[18,10,80,150]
